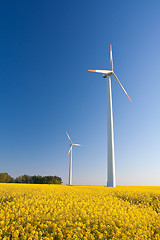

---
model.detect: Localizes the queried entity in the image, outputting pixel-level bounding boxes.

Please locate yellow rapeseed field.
[0,184,160,239]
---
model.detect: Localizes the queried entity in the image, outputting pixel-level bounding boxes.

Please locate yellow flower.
[0,184,160,239]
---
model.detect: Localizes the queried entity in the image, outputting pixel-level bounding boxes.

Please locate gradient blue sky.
[0,1,160,185]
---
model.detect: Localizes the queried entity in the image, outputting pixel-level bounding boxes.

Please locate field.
[0,184,160,239]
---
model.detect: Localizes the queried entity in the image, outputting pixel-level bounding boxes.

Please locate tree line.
[0,173,62,184]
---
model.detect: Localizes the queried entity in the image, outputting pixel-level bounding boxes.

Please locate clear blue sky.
[0,0,160,185]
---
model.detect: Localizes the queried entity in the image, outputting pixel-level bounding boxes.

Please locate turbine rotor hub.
[103,72,113,78]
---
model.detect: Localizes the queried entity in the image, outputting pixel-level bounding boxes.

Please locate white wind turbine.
[66,132,82,185]
[88,44,132,187]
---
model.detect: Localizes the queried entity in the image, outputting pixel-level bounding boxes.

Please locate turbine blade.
[110,44,113,71]
[72,144,82,146]
[66,131,72,143]
[88,69,112,74]
[113,73,132,102]
[67,147,72,156]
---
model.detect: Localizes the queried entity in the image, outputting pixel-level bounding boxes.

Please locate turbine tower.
[66,132,82,185]
[88,44,131,187]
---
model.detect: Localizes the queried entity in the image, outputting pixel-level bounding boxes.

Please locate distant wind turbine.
[88,44,132,187]
[66,132,82,185]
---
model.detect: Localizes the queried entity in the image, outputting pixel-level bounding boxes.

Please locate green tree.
[43,176,62,184]
[0,173,13,183]
[32,175,44,184]
[14,175,32,183]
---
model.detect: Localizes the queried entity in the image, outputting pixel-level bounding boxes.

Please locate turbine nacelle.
[103,71,113,78]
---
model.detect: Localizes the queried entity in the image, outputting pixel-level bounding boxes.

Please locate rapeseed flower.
[0,184,159,239]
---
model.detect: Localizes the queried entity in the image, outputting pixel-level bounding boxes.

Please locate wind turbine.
[88,44,132,187]
[66,132,82,185]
